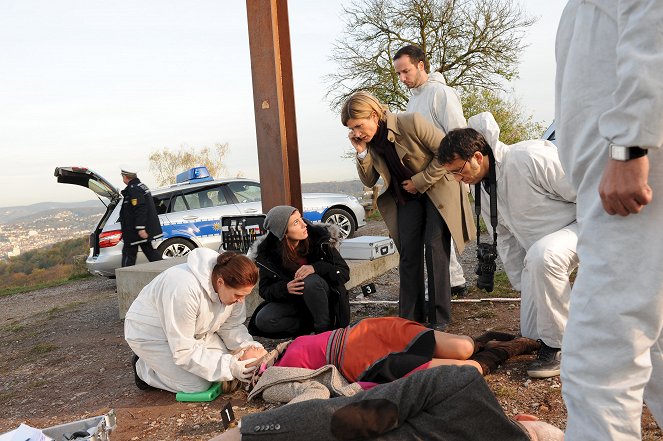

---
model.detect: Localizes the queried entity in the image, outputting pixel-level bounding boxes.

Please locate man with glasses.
[438,112,578,379]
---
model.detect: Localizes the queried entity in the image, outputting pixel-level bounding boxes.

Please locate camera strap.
[475,148,498,248]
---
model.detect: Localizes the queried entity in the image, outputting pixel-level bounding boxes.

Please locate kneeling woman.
[248,205,351,338]
[124,248,263,393]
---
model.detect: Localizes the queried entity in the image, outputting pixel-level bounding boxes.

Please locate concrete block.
[116,252,399,319]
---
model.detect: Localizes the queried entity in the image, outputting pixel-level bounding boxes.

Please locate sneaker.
[527,341,561,378]
[132,353,156,391]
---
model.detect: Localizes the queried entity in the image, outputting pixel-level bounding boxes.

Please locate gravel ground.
[0,219,660,440]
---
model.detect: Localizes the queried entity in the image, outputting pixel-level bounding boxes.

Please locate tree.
[148,143,231,186]
[327,0,535,111]
[461,87,545,145]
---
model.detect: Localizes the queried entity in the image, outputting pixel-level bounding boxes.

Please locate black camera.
[476,243,498,292]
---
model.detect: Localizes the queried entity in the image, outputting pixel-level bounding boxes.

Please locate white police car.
[55,166,366,277]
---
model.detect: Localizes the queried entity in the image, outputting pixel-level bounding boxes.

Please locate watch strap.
[609,144,648,161]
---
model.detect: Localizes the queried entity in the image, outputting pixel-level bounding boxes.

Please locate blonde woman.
[341,91,474,330]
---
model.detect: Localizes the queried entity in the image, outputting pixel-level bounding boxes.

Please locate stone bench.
[116,252,399,319]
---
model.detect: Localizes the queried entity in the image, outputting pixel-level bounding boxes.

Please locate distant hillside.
[0,200,103,225]
[302,180,376,198]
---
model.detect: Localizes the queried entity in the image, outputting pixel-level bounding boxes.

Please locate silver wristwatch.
[609,144,648,161]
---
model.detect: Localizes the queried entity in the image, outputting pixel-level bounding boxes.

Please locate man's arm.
[597,0,663,215]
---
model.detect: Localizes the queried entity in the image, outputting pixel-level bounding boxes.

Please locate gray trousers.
[241,365,531,441]
[397,195,452,327]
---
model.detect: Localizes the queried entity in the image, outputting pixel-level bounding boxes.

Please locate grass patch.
[366,210,383,221]
[29,343,58,355]
[472,308,496,319]
[0,273,92,298]
[493,384,518,400]
[1,323,25,333]
[46,301,84,319]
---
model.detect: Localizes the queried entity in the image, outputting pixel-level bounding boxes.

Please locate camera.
[476,242,498,292]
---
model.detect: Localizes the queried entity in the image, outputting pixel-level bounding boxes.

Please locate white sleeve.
[598,0,663,149]
[432,87,467,133]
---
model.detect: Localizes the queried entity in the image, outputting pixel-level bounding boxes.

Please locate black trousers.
[397,194,452,327]
[254,274,331,336]
[121,240,162,267]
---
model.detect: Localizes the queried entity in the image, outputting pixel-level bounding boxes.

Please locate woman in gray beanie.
[248,205,351,338]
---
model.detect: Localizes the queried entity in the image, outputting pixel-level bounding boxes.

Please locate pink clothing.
[275,331,330,369]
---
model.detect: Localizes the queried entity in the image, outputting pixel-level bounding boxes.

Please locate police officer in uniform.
[119,166,163,267]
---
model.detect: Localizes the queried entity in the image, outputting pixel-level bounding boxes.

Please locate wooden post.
[245,0,303,213]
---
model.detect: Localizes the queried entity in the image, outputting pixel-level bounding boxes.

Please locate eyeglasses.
[449,158,469,175]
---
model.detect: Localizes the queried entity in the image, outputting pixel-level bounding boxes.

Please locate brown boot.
[472,331,517,354]
[485,337,541,357]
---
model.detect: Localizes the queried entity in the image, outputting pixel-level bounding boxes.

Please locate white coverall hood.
[410,71,447,96]
[467,112,507,161]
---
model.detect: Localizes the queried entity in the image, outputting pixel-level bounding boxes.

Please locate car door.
[225,181,264,215]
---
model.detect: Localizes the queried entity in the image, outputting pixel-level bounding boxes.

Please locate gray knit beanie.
[264,205,297,241]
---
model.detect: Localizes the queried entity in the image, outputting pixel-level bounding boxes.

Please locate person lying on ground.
[124,248,263,393]
[211,365,564,441]
[247,316,539,405]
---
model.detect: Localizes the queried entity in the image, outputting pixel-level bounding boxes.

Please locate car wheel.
[322,208,356,239]
[157,238,196,259]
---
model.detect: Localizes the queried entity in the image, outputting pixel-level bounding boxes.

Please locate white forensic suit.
[407,71,468,288]
[124,248,262,393]
[556,1,663,439]
[469,112,578,349]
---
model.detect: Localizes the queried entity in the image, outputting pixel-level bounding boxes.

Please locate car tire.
[157,238,197,259]
[322,208,356,239]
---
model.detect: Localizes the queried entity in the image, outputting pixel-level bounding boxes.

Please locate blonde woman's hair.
[340,91,388,126]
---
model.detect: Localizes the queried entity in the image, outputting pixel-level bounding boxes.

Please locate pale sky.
[0,1,567,208]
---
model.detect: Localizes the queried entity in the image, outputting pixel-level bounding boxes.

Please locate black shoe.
[451,284,468,297]
[132,353,156,391]
[527,340,561,378]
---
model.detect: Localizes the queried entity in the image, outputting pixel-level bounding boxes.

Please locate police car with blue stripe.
[54,166,366,277]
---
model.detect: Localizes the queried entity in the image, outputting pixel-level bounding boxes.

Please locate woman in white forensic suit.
[124,247,266,393]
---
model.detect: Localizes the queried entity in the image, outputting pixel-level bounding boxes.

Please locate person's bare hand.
[287,278,305,295]
[348,131,367,154]
[599,157,652,216]
[402,179,417,194]
[138,230,148,239]
[294,264,315,280]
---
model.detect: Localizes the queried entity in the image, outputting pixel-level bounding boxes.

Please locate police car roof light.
[176,166,214,184]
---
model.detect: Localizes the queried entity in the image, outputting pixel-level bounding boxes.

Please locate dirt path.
[0,221,660,440]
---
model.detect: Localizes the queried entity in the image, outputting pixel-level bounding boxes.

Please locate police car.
[54,166,366,277]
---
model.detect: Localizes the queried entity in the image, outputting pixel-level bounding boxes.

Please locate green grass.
[493,384,518,400]
[0,273,92,299]
[46,301,84,319]
[1,323,25,333]
[29,343,58,355]
[366,210,383,221]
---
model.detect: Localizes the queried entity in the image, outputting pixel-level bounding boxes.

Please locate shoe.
[484,337,541,357]
[527,341,561,378]
[451,284,468,297]
[132,353,156,391]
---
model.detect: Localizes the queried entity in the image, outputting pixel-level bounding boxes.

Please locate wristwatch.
[609,144,648,161]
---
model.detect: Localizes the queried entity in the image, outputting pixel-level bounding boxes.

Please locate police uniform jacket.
[119,177,163,246]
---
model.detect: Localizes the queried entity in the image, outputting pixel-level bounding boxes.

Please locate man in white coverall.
[124,248,264,393]
[438,112,578,379]
[393,44,468,296]
[556,1,663,439]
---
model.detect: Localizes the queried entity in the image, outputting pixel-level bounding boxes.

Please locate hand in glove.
[230,354,258,382]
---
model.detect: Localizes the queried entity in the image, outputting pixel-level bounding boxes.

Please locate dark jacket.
[119,178,163,246]
[248,221,351,337]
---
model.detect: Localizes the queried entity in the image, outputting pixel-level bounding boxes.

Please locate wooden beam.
[246,0,303,213]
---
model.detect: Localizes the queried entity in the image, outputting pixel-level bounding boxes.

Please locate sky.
[0,1,567,208]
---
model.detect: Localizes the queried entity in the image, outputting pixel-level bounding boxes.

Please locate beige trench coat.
[356,111,475,253]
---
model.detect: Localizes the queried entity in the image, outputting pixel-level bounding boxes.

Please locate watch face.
[610,145,628,161]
